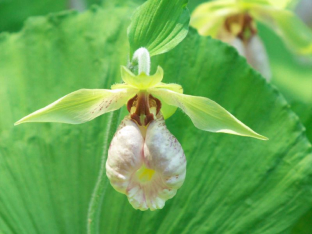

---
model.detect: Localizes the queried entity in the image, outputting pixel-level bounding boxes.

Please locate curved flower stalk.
[191,0,312,81]
[15,48,267,210]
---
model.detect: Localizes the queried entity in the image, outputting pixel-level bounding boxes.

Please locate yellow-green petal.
[151,83,183,119]
[149,88,268,140]
[250,6,312,54]
[15,88,137,125]
[121,66,164,90]
[191,1,240,37]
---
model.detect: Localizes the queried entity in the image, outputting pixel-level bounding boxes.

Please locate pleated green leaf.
[127,0,190,56]
[0,6,132,233]
[99,29,312,233]
[0,5,312,234]
[259,22,312,233]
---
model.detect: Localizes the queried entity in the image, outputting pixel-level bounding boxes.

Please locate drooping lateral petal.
[15,88,137,125]
[151,83,183,119]
[191,1,240,37]
[250,6,312,54]
[149,88,268,140]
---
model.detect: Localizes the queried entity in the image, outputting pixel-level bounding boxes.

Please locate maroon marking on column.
[127,93,162,126]
[127,95,138,113]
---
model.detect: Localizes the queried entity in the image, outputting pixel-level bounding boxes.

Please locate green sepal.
[150,88,268,140]
[15,88,137,125]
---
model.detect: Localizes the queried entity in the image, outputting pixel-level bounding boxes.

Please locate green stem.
[87,111,121,234]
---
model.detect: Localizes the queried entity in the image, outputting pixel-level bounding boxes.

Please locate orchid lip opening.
[136,165,156,183]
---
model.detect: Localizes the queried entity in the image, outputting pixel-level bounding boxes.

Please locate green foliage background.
[0,0,312,233]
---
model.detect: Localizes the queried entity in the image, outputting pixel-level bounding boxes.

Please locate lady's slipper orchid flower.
[191,0,312,80]
[15,48,267,210]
